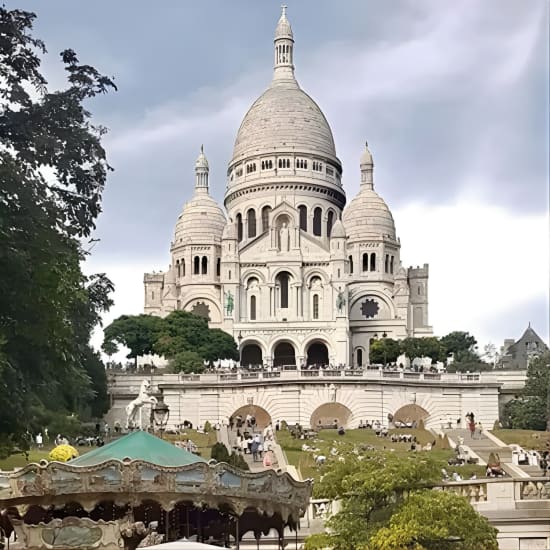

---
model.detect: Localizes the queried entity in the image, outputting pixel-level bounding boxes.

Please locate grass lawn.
[277,428,486,481]
[165,429,218,458]
[0,450,53,471]
[491,429,549,450]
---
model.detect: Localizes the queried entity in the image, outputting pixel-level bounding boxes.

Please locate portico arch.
[305,341,329,366]
[273,341,296,367]
[310,403,352,430]
[240,343,263,367]
[231,405,272,429]
[393,404,429,425]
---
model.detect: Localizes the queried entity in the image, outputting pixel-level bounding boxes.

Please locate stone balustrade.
[107,369,506,396]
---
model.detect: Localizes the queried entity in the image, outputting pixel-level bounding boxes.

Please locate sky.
[11,0,550,354]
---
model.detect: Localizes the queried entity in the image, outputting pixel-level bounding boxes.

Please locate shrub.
[210,442,230,463]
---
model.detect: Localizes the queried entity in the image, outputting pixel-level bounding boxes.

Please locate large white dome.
[231,82,338,163]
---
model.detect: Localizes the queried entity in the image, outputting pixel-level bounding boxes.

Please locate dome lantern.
[360,141,374,189]
[273,5,296,86]
[195,145,209,194]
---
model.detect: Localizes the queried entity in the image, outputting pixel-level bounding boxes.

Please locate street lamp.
[382,332,388,368]
[152,399,170,439]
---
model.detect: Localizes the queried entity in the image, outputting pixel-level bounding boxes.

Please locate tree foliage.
[305,450,497,550]
[0,7,115,451]
[102,310,239,373]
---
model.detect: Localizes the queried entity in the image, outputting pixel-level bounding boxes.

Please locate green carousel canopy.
[69,431,206,467]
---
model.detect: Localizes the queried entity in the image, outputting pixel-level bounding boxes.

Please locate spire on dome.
[273,5,297,86]
[195,146,209,193]
[360,141,374,189]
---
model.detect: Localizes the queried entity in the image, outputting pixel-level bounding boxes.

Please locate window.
[201,256,208,275]
[261,205,272,232]
[313,161,323,172]
[250,295,256,320]
[246,163,257,174]
[216,258,221,277]
[338,268,341,278]
[418,286,422,295]
[390,256,394,274]
[176,261,181,277]
[247,209,256,238]
[277,272,290,308]
[313,294,319,319]
[182,259,185,276]
[327,210,334,237]
[357,348,363,367]
[362,253,368,272]
[313,207,322,236]
[326,166,334,176]
[298,205,307,231]
[151,291,155,300]
[296,158,308,169]
[236,214,243,242]
[370,253,376,271]
[194,256,200,275]
[349,255,354,274]
[385,254,389,273]
[228,270,231,280]
[261,160,273,170]
[278,158,290,168]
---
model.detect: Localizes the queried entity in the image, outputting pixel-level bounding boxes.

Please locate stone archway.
[306,341,329,366]
[231,405,271,430]
[240,343,263,367]
[310,403,352,430]
[393,404,429,425]
[273,341,296,367]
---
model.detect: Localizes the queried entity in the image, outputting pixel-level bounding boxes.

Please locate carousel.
[0,430,312,549]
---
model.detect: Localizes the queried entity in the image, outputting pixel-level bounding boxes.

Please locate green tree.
[370,338,400,364]
[211,442,230,463]
[368,491,498,550]
[305,451,496,550]
[440,332,477,361]
[102,314,164,365]
[0,8,115,452]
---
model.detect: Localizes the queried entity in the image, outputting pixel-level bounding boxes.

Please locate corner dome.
[343,188,396,242]
[174,195,226,246]
[231,84,337,164]
[330,218,346,239]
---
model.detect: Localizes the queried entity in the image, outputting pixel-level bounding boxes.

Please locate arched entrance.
[393,404,429,426]
[273,342,296,367]
[306,342,329,366]
[310,403,352,430]
[231,405,272,430]
[240,343,263,367]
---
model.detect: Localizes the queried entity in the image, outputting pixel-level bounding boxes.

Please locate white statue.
[125,379,158,429]
[279,223,289,252]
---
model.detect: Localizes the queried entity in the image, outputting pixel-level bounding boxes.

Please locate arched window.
[313,207,322,236]
[216,258,221,277]
[327,210,334,237]
[357,348,363,367]
[194,256,200,275]
[247,209,256,238]
[262,205,272,232]
[236,214,243,242]
[250,295,256,321]
[370,253,376,272]
[201,256,208,275]
[390,256,394,274]
[298,205,307,231]
[362,253,368,272]
[348,255,354,274]
[176,260,181,277]
[385,254,389,273]
[276,272,290,309]
[313,294,319,319]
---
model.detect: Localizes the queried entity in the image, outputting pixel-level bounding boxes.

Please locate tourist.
[275,420,280,431]
[540,453,548,477]
[251,439,259,461]
[35,433,43,449]
[477,422,483,437]
[263,449,273,467]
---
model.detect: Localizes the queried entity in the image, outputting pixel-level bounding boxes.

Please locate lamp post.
[382,332,388,368]
[152,399,170,439]
[237,331,243,364]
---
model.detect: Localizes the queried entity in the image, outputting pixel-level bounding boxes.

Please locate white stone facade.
[144,9,432,367]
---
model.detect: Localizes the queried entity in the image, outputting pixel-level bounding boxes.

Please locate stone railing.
[107,370,503,395]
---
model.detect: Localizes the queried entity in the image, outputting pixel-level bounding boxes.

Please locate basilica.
[144,8,432,368]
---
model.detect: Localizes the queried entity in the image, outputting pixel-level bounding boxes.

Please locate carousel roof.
[69,431,206,467]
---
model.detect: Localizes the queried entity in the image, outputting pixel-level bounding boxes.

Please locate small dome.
[275,6,293,39]
[174,195,226,246]
[330,219,346,239]
[343,188,396,242]
[195,146,209,169]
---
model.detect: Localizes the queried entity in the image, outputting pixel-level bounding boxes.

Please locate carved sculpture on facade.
[125,380,157,429]
[224,290,234,316]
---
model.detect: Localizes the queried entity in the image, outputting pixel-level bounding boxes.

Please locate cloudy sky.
[13,0,549,352]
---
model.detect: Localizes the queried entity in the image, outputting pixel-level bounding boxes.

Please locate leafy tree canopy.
[0,7,115,452]
[102,310,239,373]
[305,450,497,550]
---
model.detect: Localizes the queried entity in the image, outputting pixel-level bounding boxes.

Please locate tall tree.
[0,8,115,452]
